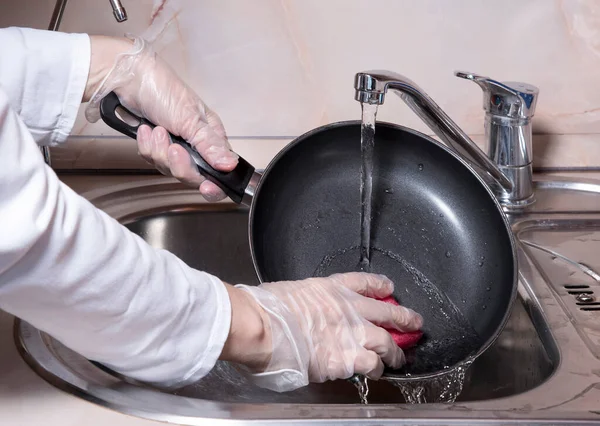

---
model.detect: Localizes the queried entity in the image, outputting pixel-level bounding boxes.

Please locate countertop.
[1,170,600,425]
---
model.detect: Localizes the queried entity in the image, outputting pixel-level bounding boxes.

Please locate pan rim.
[248,120,518,381]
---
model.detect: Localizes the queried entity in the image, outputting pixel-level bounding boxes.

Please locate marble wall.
[3,0,600,170]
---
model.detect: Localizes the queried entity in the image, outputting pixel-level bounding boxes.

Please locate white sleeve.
[0,29,231,389]
[0,26,90,146]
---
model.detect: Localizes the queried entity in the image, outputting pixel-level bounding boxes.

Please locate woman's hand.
[84,35,236,201]
[220,272,423,392]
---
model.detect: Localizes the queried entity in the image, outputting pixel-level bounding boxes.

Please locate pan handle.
[99,92,256,205]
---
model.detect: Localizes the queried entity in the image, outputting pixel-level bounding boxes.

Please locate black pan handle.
[99,92,255,204]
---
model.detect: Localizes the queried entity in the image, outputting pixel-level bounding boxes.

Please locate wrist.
[84,35,134,102]
[219,284,272,371]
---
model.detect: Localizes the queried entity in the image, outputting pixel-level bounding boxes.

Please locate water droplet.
[392,362,471,403]
[445,251,451,258]
[480,255,485,261]
[486,287,491,291]
[385,188,394,194]
[418,163,424,171]
[482,305,487,310]
[350,375,369,404]
[478,261,484,267]
[439,213,444,218]
[421,228,426,232]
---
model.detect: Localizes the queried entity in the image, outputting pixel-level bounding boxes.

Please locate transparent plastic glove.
[235,272,423,392]
[85,36,237,202]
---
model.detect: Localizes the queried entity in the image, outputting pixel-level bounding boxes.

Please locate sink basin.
[121,207,556,404]
[14,176,600,424]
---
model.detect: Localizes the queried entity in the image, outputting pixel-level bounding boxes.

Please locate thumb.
[190,108,238,172]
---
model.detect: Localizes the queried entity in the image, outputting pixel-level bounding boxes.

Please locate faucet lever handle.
[455,71,539,119]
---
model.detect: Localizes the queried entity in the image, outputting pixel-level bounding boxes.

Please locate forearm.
[0,27,89,146]
[84,35,134,102]
[0,27,136,145]
[219,284,271,372]
[0,88,231,388]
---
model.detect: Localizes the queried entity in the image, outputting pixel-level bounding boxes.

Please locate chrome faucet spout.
[109,0,128,22]
[354,70,538,209]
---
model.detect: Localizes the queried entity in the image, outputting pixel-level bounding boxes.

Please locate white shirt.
[0,27,231,389]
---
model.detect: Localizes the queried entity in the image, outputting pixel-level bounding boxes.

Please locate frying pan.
[100,92,517,380]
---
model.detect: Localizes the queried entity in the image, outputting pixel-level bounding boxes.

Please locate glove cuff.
[84,34,147,123]
[234,284,311,392]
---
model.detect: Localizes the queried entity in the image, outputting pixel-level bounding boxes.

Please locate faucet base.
[494,163,535,210]
[500,194,536,212]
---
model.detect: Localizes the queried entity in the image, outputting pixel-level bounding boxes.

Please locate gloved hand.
[85,36,237,202]
[230,273,423,392]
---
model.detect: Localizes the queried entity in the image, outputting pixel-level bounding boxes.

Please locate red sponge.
[377,296,423,349]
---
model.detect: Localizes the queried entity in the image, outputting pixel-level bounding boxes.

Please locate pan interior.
[251,122,514,376]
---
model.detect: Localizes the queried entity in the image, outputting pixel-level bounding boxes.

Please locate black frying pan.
[100,92,517,380]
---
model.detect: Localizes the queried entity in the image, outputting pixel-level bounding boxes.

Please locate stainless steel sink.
[14,175,600,424]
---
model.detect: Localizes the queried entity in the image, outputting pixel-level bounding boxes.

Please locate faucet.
[354,70,539,209]
[109,0,128,22]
